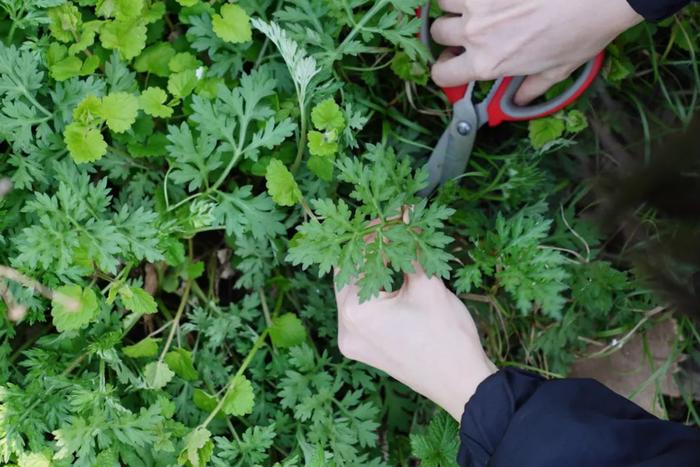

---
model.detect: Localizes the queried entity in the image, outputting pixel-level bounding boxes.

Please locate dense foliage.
[0,0,698,465]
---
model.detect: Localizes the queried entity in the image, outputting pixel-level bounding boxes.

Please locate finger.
[513,65,573,105]
[334,268,360,309]
[437,0,466,14]
[431,49,477,88]
[430,16,464,47]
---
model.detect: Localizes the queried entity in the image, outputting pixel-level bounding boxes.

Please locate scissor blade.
[418,97,479,197]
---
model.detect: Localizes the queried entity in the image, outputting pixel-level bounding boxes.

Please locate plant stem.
[337,0,390,56]
[291,106,308,173]
[157,280,193,364]
[200,329,269,428]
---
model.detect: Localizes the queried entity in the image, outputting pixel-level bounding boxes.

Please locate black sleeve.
[627,0,693,20]
[457,368,700,467]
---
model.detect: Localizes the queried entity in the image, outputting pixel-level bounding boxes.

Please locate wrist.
[438,350,497,422]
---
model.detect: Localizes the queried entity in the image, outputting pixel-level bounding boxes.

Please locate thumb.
[513,65,574,106]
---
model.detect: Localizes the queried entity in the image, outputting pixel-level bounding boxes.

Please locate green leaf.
[410,411,459,467]
[123,337,161,358]
[265,159,301,207]
[529,116,565,149]
[565,109,589,134]
[64,122,108,164]
[48,4,82,43]
[223,376,255,416]
[178,427,213,467]
[311,99,345,132]
[307,130,339,157]
[169,52,202,73]
[119,285,158,314]
[391,51,429,85]
[17,452,52,467]
[80,55,101,75]
[269,313,306,348]
[167,70,197,99]
[100,18,147,60]
[99,92,140,133]
[192,389,218,412]
[50,56,83,81]
[134,42,176,77]
[140,87,173,118]
[143,361,174,389]
[307,154,334,181]
[73,95,104,126]
[176,0,199,6]
[51,285,99,333]
[164,348,199,381]
[212,4,252,44]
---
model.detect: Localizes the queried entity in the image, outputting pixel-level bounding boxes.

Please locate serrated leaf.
[212,4,252,44]
[119,285,157,314]
[64,122,108,164]
[178,427,213,467]
[123,337,161,358]
[269,313,306,348]
[100,18,147,60]
[265,159,301,207]
[529,116,565,149]
[51,285,99,333]
[308,130,338,157]
[307,155,334,181]
[48,4,82,43]
[410,411,459,467]
[99,92,139,133]
[565,109,589,133]
[223,375,255,416]
[164,348,199,381]
[169,52,202,73]
[311,99,345,132]
[134,42,176,77]
[143,361,174,389]
[167,70,197,99]
[140,87,173,118]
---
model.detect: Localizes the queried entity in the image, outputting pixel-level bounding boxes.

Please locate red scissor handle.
[416,5,604,126]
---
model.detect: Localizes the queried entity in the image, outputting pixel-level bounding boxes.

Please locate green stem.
[337,0,390,56]
[157,280,193,364]
[200,329,269,428]
[291,106,308,174]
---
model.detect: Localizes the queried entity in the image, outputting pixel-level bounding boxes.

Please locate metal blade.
[418,91,480,197]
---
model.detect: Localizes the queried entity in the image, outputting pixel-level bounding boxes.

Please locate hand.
[430,0,643,104]
[335,265,497,421]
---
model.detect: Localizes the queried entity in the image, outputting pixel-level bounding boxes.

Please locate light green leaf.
[50,56,83,81]
[164,348,199,381]
[140,87,173,118]
[265,159,301,207]
[64,122,108,164]
[143,361,174,389]
[223,376,255,416]
[307,130,339,157]
[100,18,147,60]
[17,452,52,467]
[123,337,161,358]
[178,427,213,467]
[269,313,306,348]
[51,285,99,333]
[311,99,345,132]
[168,70,197,99]
[73,95,104,126]
[528,116,565,149]
[80,55,101,75]
[99,92,139,133]
[212,4,252,44]
[307,154,334,181]
[48,4,82,43]
[169,52,202,73]
[119,285,158,314]
[176,0,199,6]
[134,42,176,77]
[565,110,589,134]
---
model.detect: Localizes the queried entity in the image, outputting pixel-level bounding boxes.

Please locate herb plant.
[0,1,698,466]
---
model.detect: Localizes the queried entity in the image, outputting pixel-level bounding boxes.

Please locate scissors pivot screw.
[456,121,472,136]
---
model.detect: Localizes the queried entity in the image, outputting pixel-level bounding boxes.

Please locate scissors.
[416,3,605,197]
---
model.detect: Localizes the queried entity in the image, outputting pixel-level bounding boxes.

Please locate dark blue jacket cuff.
[627,0,692,20]
[458,368,700,467]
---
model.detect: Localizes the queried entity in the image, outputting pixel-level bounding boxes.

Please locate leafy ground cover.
[0,0,698,465]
